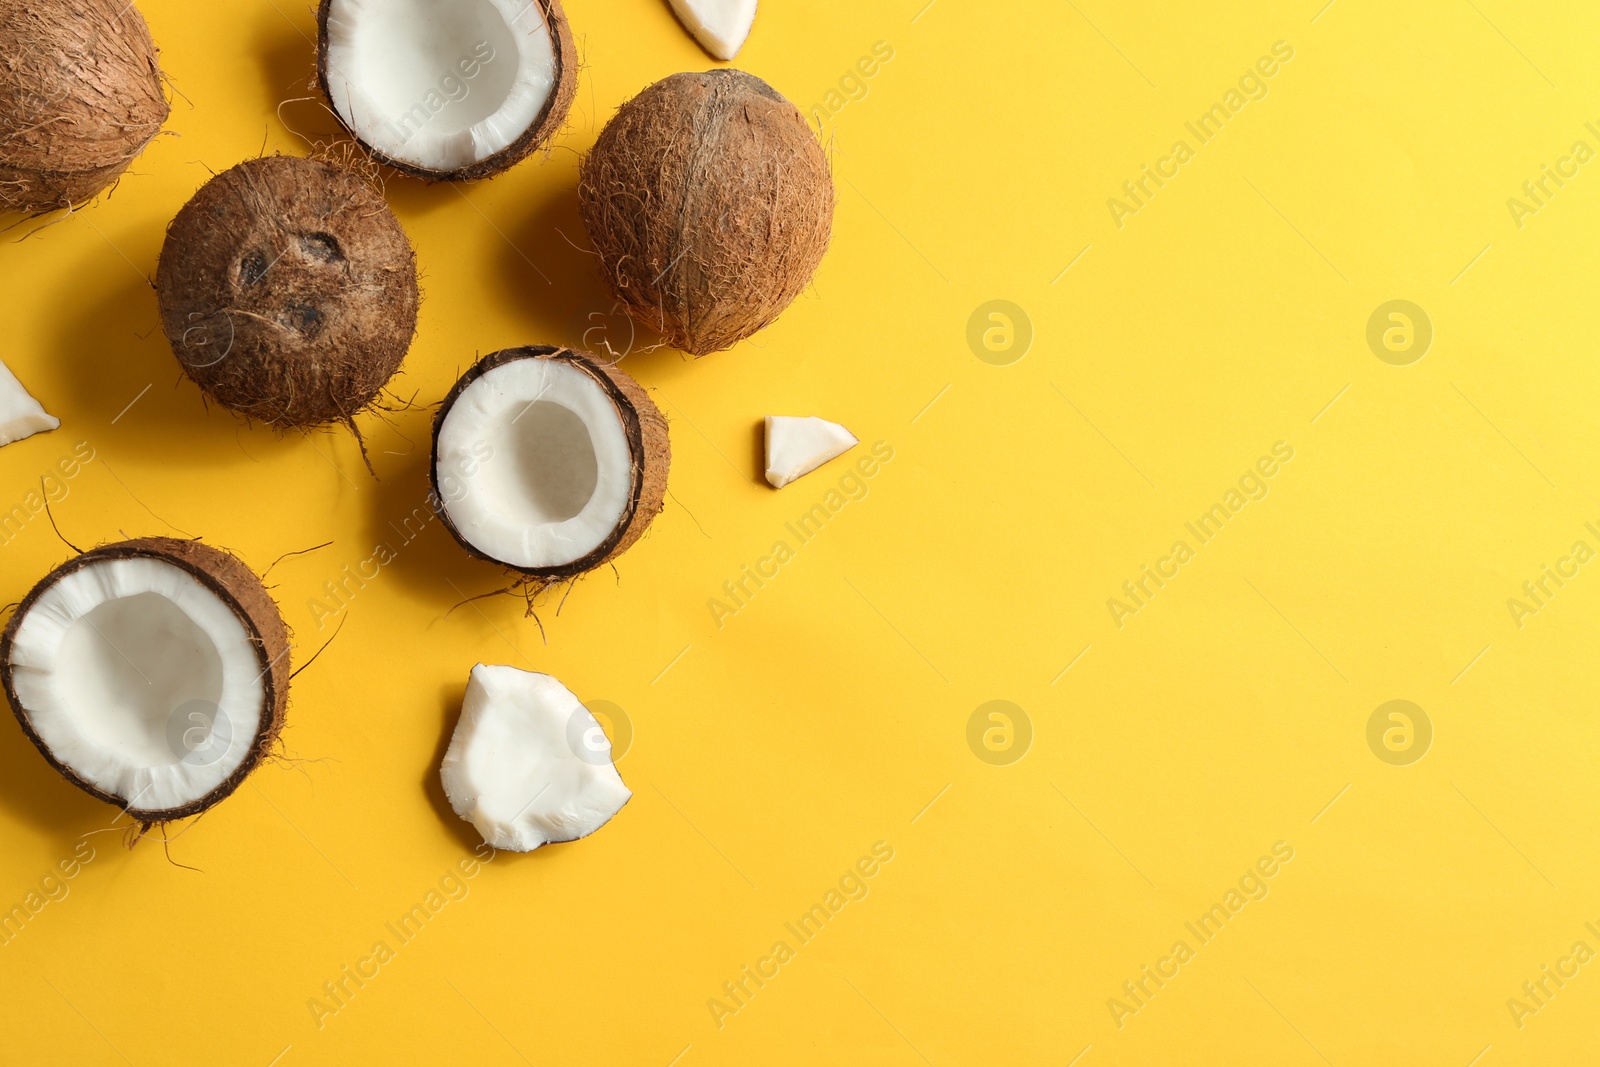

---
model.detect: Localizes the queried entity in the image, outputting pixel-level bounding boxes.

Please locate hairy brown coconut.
[1,537,290,823]
[431,346,670,581]
[0,0,169,213]
[317,0,577,181]
[155,155,420,429]
[578,70,832,355]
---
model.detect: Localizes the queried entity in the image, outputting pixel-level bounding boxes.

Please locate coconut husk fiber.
[0,0,169,213]
[578,70,833,355]
[155,154,419,429]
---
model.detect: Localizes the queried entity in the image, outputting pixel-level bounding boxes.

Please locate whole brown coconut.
[155,155,420,429]
[578,70,833,356]
[1,537,291,823]
[0,0,169,213]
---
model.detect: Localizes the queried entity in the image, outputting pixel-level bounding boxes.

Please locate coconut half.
[0,0,169,214]
[668,0,757,61]
[440,663,630,852]
[0,359,58,447]
[0,538,290,822]
[432,346,669,580]
[764,415,855,488]
[317,0,578,181]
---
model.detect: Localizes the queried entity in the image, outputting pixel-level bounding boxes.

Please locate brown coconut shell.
[577,69,833,355]
[0,0,169,213]
[0,537,291,823]
[315,0,578,182]
[155,154,420,429]
[430,346,670,581]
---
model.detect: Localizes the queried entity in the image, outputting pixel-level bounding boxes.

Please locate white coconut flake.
[7,557,266,812]
[669,0,757,60]
[0,358,58,447]
[322,0,557,173]
[440,664,630,852]
[436,357,633,570]
[764,415,857,488]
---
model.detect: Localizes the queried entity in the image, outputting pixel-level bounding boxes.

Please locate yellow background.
[2,0,1598,1063]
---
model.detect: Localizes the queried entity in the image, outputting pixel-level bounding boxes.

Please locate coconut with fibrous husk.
[431,346,670,584]
[317,0,578,182]
[578,69,832,356]
[0,0,170,214]
[155,154,419,431]
[1,537,291,825]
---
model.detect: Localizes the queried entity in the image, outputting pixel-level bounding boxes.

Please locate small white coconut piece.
[764,415,857,488]
[668,0,757,60]
[0,359,58,447]
[440,664,630,853]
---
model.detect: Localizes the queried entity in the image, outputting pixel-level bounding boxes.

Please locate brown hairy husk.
[430,346,670,581]
[0,537,291,823]
[577,70,833,355]
[0,0,169,213]
[155,154,419,428]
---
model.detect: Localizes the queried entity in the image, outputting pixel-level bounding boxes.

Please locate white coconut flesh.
[437,357,634,570]
[440,664,630,852]
[322,0,556,173]
[764,415,857,488]
[0,359,58,448]
[7,557,267,812]
[669,0,757,61]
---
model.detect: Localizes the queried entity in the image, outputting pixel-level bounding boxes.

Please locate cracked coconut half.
[441,664,630,852]
[0,538,290,822]
[318,0,577,181]
[432,346,669,581]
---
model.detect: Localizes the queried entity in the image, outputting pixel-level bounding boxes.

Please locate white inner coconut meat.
[765,415,857,488]
[440,664,630,852]
[0,358,58,447]
[322,0,556,172]
[669,0,758,61]
[7,558,266,812]
[437,358,633,570]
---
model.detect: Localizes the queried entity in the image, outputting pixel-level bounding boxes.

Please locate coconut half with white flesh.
[0,538,290,822]
[668,0,757,61]
[764,415,856,488]
[440,663,630,852]
[0,359,58,447]
[432,346,669,581]
[317,0,578,181]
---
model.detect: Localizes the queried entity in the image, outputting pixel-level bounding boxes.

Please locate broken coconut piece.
[0,538,290,822]
[764,415,856,488]
[431,346,669,580]
[668,0,757,61]
[578,70,833,355]
[155,155,420,430]
[0,0,170,214]
[317,0,577,181]
[440,664,630,852]
[0,359,58,446]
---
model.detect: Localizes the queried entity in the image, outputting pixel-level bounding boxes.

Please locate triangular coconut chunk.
[440,664,630,853]
[765,415,857,488]
[0,359,58,447]
[668,0,757,61]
